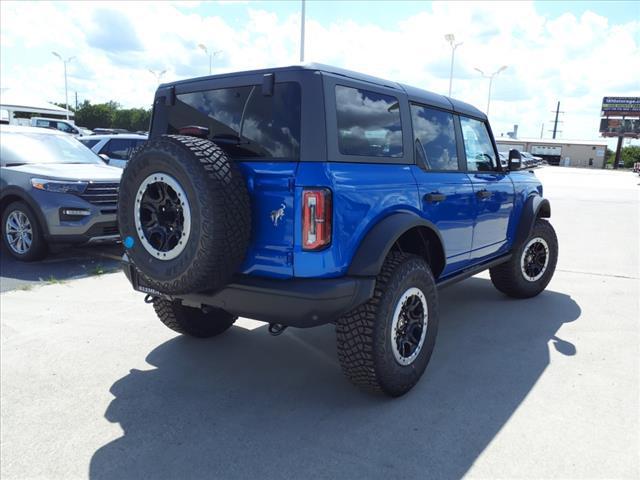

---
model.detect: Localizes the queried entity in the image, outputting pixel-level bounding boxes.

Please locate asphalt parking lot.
[0,244,122,293]
[1,167,638,479]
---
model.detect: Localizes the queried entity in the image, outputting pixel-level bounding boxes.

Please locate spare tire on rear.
[118,135,251,295]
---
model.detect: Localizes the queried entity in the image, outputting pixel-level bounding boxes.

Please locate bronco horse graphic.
[271,203,286,227]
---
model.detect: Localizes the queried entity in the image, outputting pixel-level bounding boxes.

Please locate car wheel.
[336,252,439,397]
[1,201,48,262]
[490,218,558,298]
[152,298,237,338]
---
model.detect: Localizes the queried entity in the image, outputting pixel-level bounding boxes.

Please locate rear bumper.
[123,259,376,328]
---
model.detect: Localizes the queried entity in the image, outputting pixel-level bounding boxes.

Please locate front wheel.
[152,298,237,338]
[1,201,48,262]
[336,253,439,397]
[490,218,558,298]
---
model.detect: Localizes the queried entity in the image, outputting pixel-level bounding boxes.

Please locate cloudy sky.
[1,0,639,143]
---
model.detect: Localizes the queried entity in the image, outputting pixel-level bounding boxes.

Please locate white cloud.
[0,0,638,141]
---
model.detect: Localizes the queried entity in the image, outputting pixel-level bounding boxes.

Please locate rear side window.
[168,83,301,161]
[460,117,496,171]
[80,139,100,149]
[101,138,135,160]
[335,85,403,158]
[410,105,458,170]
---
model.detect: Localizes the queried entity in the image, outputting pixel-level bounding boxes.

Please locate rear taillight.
[302,188,332,250]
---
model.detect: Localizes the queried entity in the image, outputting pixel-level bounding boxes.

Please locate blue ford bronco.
[118,64,558,396]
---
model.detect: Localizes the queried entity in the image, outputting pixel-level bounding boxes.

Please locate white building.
[0,91,74,125]
[495,137,608,168]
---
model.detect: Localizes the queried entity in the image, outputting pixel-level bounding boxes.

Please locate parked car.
[0,125,122,261]
[118,64,557,396]
[79,134,147,168]
[29,117,92,136]
[519,151,538,168]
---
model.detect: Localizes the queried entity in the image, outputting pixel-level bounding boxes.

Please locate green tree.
[620,145,640,168]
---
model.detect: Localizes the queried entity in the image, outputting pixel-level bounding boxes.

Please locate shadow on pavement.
[90,277,580,479]
[0,244,122,291]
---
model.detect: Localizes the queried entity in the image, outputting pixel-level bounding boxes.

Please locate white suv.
[79,134,147,168]
[29,117,92,136]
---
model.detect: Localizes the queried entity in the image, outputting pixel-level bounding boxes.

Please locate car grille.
[102,225,119,236]
[80,182,119,205]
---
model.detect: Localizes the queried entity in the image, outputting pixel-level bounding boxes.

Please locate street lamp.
[198,44,222,75]
[474,65,508,117]
[148,69,167,85]
[51,52,75,120]
[444,34,462,97]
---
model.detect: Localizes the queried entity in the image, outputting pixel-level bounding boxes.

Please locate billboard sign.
[601,97,640,117]
[599,118,640,139]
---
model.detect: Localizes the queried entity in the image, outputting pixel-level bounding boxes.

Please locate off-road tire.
[336,253,439,397]
[152,298,237,338]
[118,135,251,295]
[1,201,48,261]
[490,218,558,298]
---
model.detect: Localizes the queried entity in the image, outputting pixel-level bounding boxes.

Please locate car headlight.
[31,178,88,194]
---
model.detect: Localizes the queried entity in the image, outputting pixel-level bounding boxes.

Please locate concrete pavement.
[1,167,638,479]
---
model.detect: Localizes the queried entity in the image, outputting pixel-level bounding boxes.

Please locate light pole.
[444,34,462,97]
[474,65,508,117]
[51,52,75,120]
[148,69,167,85]
[300,0,306,62]
[198,44,222,75]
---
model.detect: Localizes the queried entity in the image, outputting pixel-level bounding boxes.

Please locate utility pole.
[540,123,544,139]
[445,34,462,97]
[550,101,564,139]
[300,0,306,62]
[75,91,78,111]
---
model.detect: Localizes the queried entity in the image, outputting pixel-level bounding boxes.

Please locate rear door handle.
[425,192,446,203]
[476,189,492,200]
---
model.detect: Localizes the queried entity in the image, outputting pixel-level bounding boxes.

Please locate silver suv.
[0,125,122,261]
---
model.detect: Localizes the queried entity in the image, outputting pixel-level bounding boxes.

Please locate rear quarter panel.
[293,162,420,278]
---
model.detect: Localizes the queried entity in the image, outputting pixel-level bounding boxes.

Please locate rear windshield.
[167,82,301,161]
[0,131,103,166]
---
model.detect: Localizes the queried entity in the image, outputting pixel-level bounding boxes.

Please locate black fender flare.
[0,187,50,237]
[515,195,551,247]
[347,212,445,277]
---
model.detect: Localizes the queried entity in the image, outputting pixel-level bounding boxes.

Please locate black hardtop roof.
[162,63,486,120]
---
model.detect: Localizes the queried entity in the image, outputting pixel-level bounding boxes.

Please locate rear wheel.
[152,298,237,338]
[490,218,558,298]
[336,253,439,397]
[1,201,47,261]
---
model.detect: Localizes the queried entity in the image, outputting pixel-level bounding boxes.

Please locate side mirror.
[99,154,110,164]
[508,149,522,171]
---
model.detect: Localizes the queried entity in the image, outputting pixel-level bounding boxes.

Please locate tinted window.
[168,83,301,160]
[410,105,458,170]
[460,117,496,171]
[56,122,74,133]
[100,139,135,160]
[0,132,103,165]
[79,139,100,149]
[335,85,403,157]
